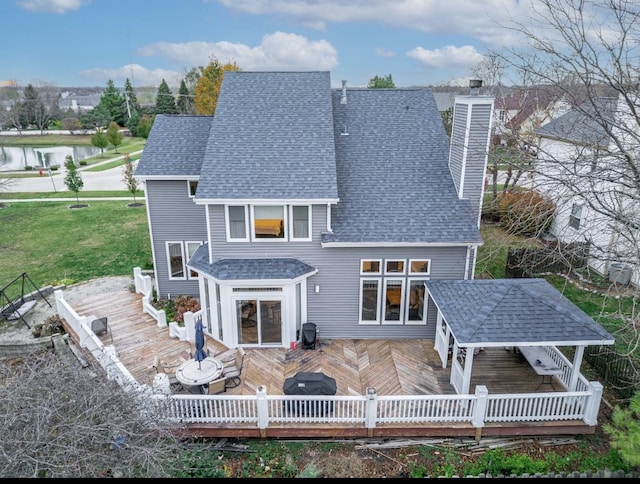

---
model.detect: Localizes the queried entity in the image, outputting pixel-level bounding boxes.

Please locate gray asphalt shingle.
[426,279,614,346]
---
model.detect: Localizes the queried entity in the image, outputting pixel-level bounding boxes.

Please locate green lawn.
[0,200,152,291]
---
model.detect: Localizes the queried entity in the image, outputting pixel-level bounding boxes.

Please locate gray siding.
[145,180,207,298]
[463,103,492,224]
[207,203,469,340]
[449,102,467,195]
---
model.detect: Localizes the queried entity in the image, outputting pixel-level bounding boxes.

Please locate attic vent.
[340,80,347,104]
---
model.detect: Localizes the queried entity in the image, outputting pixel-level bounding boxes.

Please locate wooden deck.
[66,289,594,438]
[69,289,566,397]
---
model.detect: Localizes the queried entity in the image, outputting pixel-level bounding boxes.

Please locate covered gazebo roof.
[426,278,615,348]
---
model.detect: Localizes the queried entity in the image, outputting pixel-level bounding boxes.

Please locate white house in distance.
[534,94,639,288]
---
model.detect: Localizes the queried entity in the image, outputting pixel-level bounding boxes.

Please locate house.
[534,95,639,288]
[134,71,494,350]
[493,86,570,150]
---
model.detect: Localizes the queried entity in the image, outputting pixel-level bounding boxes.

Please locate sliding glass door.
[235,298,282,346]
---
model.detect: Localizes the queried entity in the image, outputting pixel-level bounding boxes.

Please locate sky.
[0,0,577,89]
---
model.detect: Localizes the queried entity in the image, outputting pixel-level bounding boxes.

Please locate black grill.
[283,372,336,416]
[301,322,317,349]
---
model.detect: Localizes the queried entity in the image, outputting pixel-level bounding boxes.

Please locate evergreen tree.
[126,110,141,137]
[176,79,193,114]
[194,58,240,115]
[98,79,126,126]
[106,121,123,153]
[63,155,83,205]
[123,78,140,120]
[154,79,177,115]
[91,128,109,156]
[81,103,112,129]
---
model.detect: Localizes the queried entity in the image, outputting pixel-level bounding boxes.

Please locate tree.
[22,83,52,133]
[0,350,186,477]
[91,128,109,156]
[123,77,140,120]
[126,110,141,137]
[81,103,112,130]
[367,74,395,88]
[604,389,640,468]
[136,114,154,139]
[493,0,640,349]
[122,153,141,203]
[98,79,126,126]
[176,79,193,114]
[154,79,177,115]
[106,121,123,153]
[63,154,83,205]
[194,58,240,115]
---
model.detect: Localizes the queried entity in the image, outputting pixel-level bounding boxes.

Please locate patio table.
[175,356,223,392]
[517,346,562,390]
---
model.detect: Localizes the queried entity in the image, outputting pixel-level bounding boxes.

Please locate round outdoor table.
[175,356,223,387]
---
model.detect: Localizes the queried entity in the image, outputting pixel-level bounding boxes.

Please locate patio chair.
[91,316,112,342]
[214,348,237,364]
[152,356,183,391]
[207,376,227,395]
[222,348,246,388]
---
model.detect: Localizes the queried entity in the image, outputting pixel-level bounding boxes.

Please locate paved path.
[1,151,143,196]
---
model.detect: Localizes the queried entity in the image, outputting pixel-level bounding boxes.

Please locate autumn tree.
[367,74,395,88]
[91,128,109,156]
[106,121,123,153]
[63,154,83,205]
[154,79,177,115]
[194,58,240,115]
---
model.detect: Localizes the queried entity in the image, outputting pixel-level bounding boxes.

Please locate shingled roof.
[426,278,614,347]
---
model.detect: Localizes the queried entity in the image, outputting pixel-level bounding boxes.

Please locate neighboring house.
[493,86,570,150]
[534,95,639,288]
[134,71,496,350]
[58,91,101,113]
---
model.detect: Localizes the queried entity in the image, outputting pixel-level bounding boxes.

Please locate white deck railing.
[57,269,605,433]
[145,382,601,431]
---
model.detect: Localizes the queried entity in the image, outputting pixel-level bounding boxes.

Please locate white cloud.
[137,32,338,72]
[79,64,182,89]
[407,45,485,69]
[18,0,89,14]
[212,0,529,46]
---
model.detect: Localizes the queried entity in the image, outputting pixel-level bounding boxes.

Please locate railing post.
[184,311,195,342]
[133,267,142,293]
[256,385,269,437]
[583,381,603,426]
[365,387,378,437]
[472,385,488,438]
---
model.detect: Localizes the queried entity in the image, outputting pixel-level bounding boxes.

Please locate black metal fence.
[584,345,640,401]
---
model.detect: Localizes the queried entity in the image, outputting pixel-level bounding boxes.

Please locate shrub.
[25,165,33,171]
[153,295,200,326]
[79,160,87,166]
[496,190,555,236]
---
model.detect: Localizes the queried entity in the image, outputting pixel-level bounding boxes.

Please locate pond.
[0,145,102,171]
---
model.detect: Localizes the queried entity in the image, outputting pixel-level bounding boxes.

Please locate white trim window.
[188,180,198,198]
[166,241,186,280]
[360,259,382,274]
[385,259,405,274]
[290,205,312,241]
[382,278,405,325]
[185,241,203,280]
[406,279,427,324]
[226,205,249,241]
[569,204,582,230]
[359,258,428,325]
[409,259,430,275]
[359,278,381,324]
[252,205,286,241]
